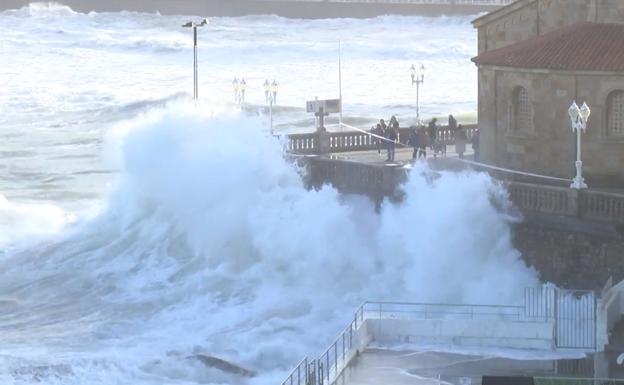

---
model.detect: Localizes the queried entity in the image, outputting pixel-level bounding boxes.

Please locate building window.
[607,90,624,136]
[512,86,532,131]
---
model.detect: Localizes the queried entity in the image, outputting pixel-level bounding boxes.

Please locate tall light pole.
[263,79,270,104]
[410,63,425,123]
[182,18,208,100]
[233,77,240,104]
[239,78,247,104]
[265,79,279,134]
[568,101,591,190]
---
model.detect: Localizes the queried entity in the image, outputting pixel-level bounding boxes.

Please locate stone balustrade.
[302,157,624,225]
[286,124,478,154]
[509,182,624,224]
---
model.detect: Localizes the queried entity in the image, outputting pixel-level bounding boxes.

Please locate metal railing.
[360,300,546,322]
[281,357,311,385]
[316,309,362,385]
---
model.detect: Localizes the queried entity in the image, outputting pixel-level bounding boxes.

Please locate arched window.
[607,90,624,136]
[512,86,532,131]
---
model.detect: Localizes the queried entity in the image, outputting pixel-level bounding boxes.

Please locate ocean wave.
[0,104,536,384]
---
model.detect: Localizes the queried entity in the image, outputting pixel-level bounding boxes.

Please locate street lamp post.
[182,18,208,100]
[265,79,279,134]
[263,79,270,104]
[239,78,247,104]
[410,63,425,123]
[232,78,240,103]
[568,101,591,190]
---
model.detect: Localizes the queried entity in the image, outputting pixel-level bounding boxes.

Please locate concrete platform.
[335,349,594,385]
[327,145,475,167]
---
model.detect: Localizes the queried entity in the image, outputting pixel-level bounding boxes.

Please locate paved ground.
[327,145,475,167]
[334,349,595,385]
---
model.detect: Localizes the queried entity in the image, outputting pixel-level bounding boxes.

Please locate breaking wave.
[0,103,537,384]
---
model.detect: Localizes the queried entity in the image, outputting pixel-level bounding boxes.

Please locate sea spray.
[0,104,538,384]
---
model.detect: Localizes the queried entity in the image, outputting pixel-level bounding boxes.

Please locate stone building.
[472,0,624,186]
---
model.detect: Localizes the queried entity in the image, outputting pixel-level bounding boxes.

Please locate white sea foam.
[0,194,73,251]
[0,103,538,384]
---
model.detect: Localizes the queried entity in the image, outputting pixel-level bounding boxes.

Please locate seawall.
[301,156,624,290]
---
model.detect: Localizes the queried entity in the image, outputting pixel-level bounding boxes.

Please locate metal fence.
[555,290,596,350]
[360,301,543,322]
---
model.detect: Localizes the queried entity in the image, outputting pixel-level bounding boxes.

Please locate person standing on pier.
[448,114,457,133]
[386,123,397,162]
[455,124,467,159]
[388,115,400,143]
[427,118,438,152]
[371,124,383,155]
[409,126,419,159]
[417,126,428,159]
[471,129,480,161]
[379,118,388,156]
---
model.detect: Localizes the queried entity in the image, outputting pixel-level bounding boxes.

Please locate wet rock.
[187,354,256,377]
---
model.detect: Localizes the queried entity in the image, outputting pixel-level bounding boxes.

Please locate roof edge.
[472,0,535,28]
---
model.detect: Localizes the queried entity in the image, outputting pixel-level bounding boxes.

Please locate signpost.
[307,98,341,132]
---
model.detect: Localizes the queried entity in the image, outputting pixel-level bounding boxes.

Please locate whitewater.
[0,3,541,385]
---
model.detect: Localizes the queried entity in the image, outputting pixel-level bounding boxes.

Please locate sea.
[0,3,541,385]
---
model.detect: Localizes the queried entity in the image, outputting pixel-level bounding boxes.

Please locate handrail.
[280,357,309,385]
[362,300,524,308]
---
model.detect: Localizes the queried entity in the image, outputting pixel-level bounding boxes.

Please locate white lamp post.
[239,78,247,104]
[568,101,591,189]
[271,80,278,105]
[182,18,208,100]
[410,63,425,123]
[266,79,279,135]
[263,79,270,104]
[232,78,240,103]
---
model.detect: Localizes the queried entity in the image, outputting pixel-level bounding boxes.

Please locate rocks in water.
[188,354,256,378]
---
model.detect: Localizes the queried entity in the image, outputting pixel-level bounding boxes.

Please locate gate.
[554,289,596,349]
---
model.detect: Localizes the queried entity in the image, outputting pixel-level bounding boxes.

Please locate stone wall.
[475,0,624,54]
[477,66,624,187]
[514,217,624,290]
[477,0,539,53]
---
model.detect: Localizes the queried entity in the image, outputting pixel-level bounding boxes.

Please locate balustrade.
[286,124,478,154]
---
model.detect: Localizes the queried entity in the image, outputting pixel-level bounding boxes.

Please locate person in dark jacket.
[386,123,397,161]
[448,114,457,132]
[417,127,428,158]
[455,124,467,159]
[379,119,388,154]
[427,118,437,150]
[471,129,480,161]
[372,124,383,154]
[388,115,400,143]
[408,126,419,159]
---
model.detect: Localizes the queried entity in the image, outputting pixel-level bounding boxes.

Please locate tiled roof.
[472,22,624,72]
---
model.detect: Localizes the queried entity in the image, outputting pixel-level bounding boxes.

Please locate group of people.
[370,114,480,162]
[371,116,401,161]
